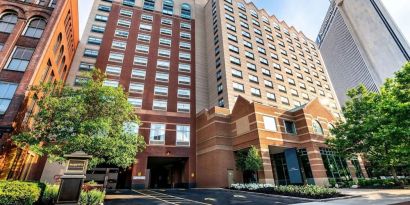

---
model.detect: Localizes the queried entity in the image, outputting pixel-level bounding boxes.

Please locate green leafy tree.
[236,146,263,182]
[327,63,410,180]
[13,69,146,168]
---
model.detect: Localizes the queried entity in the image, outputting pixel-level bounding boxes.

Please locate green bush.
[41,184,59,205]
[40,184,105,205]
[230,183,341,199]
[358,178,409,188]
[79,189,105,205]
[0,181,42,205]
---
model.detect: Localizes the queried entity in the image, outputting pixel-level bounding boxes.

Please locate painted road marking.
[133,190,211,205]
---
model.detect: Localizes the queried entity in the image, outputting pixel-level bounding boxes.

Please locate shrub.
[80,189,105,205]
[357,178,409,188]
[41,184,59,205]
[229,183,341,199]
[0,181,42,205]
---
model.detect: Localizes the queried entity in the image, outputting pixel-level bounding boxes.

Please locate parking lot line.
[133,189,212,205]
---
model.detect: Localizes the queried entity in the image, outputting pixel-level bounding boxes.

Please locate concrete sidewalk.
[300,189,410,205]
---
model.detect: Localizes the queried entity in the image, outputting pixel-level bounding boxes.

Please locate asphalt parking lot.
[105,188,311,205]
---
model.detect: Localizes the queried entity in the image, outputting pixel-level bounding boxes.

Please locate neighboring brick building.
[196,96,368,187]
[65,0,207,189]
[0,0,79,180]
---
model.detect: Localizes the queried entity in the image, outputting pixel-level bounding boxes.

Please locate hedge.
[230,183,342,199]
[0,181,43,205]
[358,178,410,188]
[41,184,105,205]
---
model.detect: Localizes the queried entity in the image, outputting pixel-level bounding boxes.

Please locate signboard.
[133,176,146,180]
[66,159,87,174]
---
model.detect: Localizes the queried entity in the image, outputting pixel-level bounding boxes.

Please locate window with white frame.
[0,82,18,114]
[176,125,190,146]
[157,60,170,69]
[153,100,167,111]
[128,97,142,107]
[177,102,190,113]
[156,72,169,82]
[109,52,124,63]
[131,69,146,79]
[158,49,171,57]
[154,86,168,96]
[134,56,148,66]
[115,29,129,38]
[136,44,149,53]
[178,63,191,72]
[177,88,190,98]
[117,19,131,27]
[140,23,152,31]
[137,34,151,42]
[112,40,127,50]
[178,75,191,85]
[149,123,166,144]
[103,80,119,87]
[106,65,122,76]
[263,116,277,131]
[129,83,144,93]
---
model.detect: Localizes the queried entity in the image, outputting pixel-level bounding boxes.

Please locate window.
[88,36,102,45]
[153,100,167,111]
[159,38,171,46]
[178,63,190,72]
[162,0,174,15]
[284,120,296,134]
[267,92,276,101]
[230,56,241,65]
[156,72,169,82]
[129,83,144,93]
[217,83,223,94]
[179,42,191,50]
[247,63,256,71]
[232,69,242,78]
[158,49,170,57]
[233,82,244,92]
[91,25,105,33]
[103,80,119,87]
[251,87,261,97]
[149,124,166,145]
[136,44,149,53]
[179,52,191,61]
[115,29,129,38]
[248,74,258,83]
[264,80,273,88]
[128,97,142,108]
[278,84,286,92]
[24,18,46,38]
[180,22,191,30]
[161,18,172,25]
[95,14,108,22]
[154,86,168,96]
[281,96,289,105]
[177,102,190,113]
[84,49,98,58]
[132,69,146,79]
[176,125,190,146]
[181,3,191,19]
[157,60,170,69]
[140,23,152,31]
[177,88,190,98]
[6,47,34,71]
[180,32,191,40]
[106,65,122,75]
[109,52,124,63]
[312,120,324,135]
[120,9,133,17]
[229,44,239,53]
[137,34,150,42]
[263,116,277,131]
[0,82,18,114]
[178,75,190,85]
[0,13,18,33]
[143,0,156,11]
[134,56,148,66]
[141,14,153,21]
[262,68,271,76]
[228,33,237,42]
[118,19,131,28]
[160,28,172,35]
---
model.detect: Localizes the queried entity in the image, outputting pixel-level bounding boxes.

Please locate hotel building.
[196,0,366,187]
[65,0,206,189]
[0,0,79,180]
[317,0,410,105]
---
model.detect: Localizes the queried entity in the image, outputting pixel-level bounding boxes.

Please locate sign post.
[56,151,92,205]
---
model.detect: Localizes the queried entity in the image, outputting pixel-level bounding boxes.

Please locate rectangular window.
[120,9,133,17]
[128,97,142,108]
[232,69,242,78]
[178,63,191,73]
[179,52,191,61]
[156,72,169,82]
[263,116,277,131]
[91,25,105,33]
[88,36,102,45]
[109,52,124,63]
[141,14,153,21]
[177,88,190,99]
[176,125,190,146]
[117,19,131,27]
[178,76,191,85]
[158,49,171,57]
[0,82,18,114]
[153,100,167,111]
[157,60,170,69]
[105,65,121,75]
[251,87,261,97]
[137,34,151,42]
[129,83,144,93]
[180,32,191,40]
[140,23,152,31]
[136,44,149,53]
[160,28,172,35]
[115,29,129,38]
[95,14,108,22]
[159,38,171,46]
[267,92,276,101]
[103,80,119,87]
[84,49,99,58]
[112,40,127,50]
[180,22,191,30]
[177,102,190,113]
[154,86,168,96]
[149,124,165,145]
[179,42,191,50]
[131,69,146,79]
[134,56,148,66]
[6,47,34,71]
[233,82,244,92]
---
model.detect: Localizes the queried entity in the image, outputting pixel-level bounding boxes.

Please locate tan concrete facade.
[196,96,367,187]
[203,0,341,118]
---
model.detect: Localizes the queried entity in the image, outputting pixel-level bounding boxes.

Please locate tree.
[327,63,410,180]
[13,69,146,168]
[236,146,263,183]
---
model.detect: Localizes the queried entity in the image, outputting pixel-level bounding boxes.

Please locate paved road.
[105,188,310,205]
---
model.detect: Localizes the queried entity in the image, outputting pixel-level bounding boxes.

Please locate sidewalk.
[299,189,410,205]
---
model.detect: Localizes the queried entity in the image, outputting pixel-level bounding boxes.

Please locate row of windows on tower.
[102,0,192,19]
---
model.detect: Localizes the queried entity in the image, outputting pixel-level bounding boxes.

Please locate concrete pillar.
[258,147,275,185]
[306,145,329,186]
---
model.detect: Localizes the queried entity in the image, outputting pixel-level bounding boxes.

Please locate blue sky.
[79,0,410,43]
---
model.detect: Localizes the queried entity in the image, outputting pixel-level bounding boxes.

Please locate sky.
[78,0,410,43]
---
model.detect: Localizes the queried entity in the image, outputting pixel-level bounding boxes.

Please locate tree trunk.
[391,166,398,180]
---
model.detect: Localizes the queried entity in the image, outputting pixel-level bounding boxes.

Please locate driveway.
[105,188,310,205]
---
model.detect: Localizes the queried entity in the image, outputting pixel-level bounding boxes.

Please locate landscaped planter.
[229,183,343,199]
